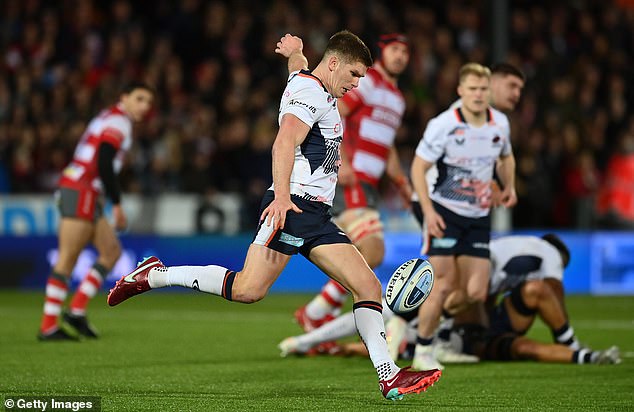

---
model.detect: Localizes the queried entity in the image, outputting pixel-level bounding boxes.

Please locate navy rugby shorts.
[420,201,491,258]
[252,191,351,257]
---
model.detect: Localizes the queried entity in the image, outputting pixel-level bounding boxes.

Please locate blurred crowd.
[0,0,633,229]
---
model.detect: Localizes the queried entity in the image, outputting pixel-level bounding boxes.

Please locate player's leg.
[108,191,297,306]
[280,311,357,356]
[505,280,580,349]
[309,243,441,399]
[339,208,385,269]
[66,215,121,337]
[456,255,490,309]
[511,336,620,364]
[298,207,384,329]
[412,255,457,370]
[39,217,94,340]
[108,242,291,305]
[280,299,396,356]
[432,213,491,362]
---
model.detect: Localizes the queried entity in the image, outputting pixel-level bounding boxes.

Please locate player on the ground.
[278,234,621,365]
[107,31,441,401]
[37,82,154,341]
[409,63,517,370]
[276,33,412,332]
[443,234,621,365]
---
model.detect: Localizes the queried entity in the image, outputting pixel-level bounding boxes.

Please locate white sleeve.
[280,82,323,128]
[415,117,446,163]
[499,114,513,157]
[541,246,564,281]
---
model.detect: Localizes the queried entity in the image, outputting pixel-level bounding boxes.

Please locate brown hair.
[324,30,373,67]
[491,63,526,82]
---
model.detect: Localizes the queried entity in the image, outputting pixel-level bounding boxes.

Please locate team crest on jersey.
[492,135,502,147]
[448,126,467,136]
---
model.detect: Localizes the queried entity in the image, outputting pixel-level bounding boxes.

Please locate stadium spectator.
[0,1,632,230]
[107,31,442,401]
[409,62,517,370]
[278,33,413,333]
[37,82,154,341]
[596,128,634,229]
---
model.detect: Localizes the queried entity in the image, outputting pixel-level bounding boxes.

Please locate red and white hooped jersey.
[340,67,405,186]
[415,106,512,217]
[58,103,132,193]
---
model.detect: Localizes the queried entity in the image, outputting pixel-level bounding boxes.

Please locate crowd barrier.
[1,231,633,295]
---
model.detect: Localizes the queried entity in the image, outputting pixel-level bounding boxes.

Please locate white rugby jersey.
[415,106,512,217]
[489,236,564,296]
[271,70,343,205]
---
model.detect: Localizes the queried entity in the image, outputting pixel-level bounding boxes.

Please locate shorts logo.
[431,237,457,248]
[472,242,489,249]
[279,232,305,247]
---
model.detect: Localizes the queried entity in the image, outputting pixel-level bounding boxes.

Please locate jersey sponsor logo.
[431,237,457,248]
[288,99,317,114]
[279,232,305,247]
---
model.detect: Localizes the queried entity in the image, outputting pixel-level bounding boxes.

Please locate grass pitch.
[1,291,633,411]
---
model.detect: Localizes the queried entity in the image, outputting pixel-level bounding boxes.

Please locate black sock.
[417,336,433,346]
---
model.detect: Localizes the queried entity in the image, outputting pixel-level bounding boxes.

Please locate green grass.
[1,291,633,411]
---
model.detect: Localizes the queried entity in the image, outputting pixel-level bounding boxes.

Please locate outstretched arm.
[275,33,308,73]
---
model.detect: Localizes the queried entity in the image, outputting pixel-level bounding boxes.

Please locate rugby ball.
[385,258,434,314]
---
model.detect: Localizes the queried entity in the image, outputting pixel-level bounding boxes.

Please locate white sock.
[305,280,349,319]
[353,303,400,380]
[148,265,228,295]
[297,312,357,348]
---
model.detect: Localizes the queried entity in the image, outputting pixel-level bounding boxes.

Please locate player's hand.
[275,34,303,58]
[490,181,503,207]
[112,204,127,231]
[424,208,446,238]
[260,196,302,230]
[499,187,517,208]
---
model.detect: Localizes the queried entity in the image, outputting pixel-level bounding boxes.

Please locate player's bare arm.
[385,146,412,206]
[260,114,307,230]
[496,153,517,208]
[411,155,446,237]
[275,34,308,73]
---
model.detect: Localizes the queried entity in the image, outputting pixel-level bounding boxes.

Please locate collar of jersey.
[299,69,330,95]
